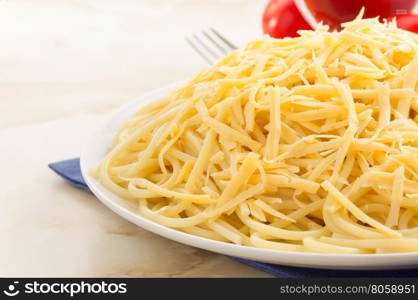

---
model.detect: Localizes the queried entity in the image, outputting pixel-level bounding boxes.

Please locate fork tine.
[186,29,237,65]
[192,33,219,62]
[210,27,238,50]
[202,30,229,55]
[186,36,214,64]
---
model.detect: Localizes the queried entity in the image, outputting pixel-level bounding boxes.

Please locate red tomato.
[303,0,417,30]
[394,14,418,33]
[262,0,312,38]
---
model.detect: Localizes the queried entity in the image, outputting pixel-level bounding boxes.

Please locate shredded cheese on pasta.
[93,18,418,254]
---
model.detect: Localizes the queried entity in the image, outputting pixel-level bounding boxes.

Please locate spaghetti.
[93,17,418,254]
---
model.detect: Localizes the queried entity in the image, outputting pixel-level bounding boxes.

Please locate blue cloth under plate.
[49,158,418,278]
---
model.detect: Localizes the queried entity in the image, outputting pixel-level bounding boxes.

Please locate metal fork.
[186,28,238,65]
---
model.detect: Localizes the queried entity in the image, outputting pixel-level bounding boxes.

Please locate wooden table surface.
[0,0,272,277]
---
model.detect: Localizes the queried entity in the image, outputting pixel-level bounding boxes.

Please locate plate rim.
[80,81,418,270]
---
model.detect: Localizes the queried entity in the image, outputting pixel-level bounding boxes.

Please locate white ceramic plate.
[81,82,418,270]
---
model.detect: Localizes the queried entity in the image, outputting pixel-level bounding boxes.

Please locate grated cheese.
[95,17,418,254]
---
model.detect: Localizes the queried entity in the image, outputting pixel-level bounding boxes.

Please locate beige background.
[0,0,274,277]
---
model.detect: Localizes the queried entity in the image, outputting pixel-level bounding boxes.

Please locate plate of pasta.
[81,17,418,270]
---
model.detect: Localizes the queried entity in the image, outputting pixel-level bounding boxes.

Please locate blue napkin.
[49,158,418,278]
